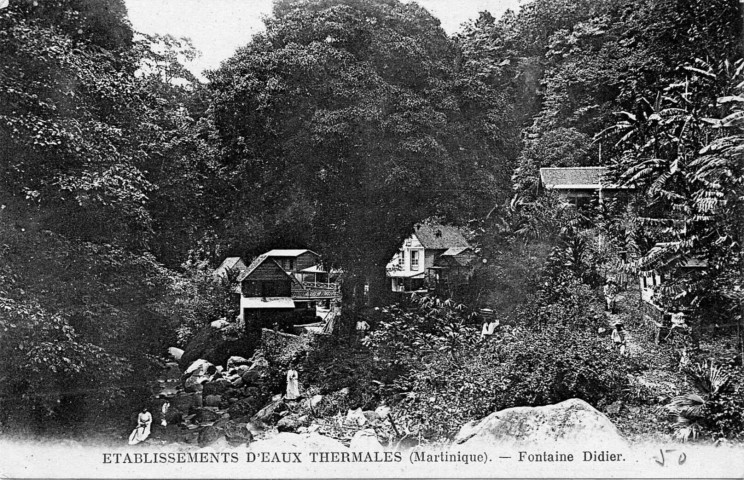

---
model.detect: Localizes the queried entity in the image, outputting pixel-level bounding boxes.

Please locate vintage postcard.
[1,0,743,477]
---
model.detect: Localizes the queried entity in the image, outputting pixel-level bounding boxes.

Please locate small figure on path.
[356,319,370,338]
[286,366,300,400]
[480,318,499,339]
[604,279,617,313]
[128,407,152,445]
[611,322,627,356]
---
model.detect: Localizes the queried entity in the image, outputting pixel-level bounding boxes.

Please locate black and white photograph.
[1,0,744,477]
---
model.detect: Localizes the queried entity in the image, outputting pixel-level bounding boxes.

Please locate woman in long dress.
[286,368,300,400]
[128,407,152,445]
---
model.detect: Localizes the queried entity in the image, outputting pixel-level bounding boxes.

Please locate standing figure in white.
[286,367,300,400]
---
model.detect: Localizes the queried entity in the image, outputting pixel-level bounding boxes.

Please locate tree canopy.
[207,0,516,302]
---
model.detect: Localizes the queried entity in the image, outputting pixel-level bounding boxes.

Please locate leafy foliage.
[601,58,744,332]
[171,262,240,346]
[660,361,744,441]
[0,3,155,248]
[0,204,181,433]
[0,2,222,434]
[361,295,630,440]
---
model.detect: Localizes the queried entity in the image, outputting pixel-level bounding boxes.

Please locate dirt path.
[601,288,684,442]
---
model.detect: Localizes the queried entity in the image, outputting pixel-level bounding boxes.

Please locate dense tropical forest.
[0,0,743,445]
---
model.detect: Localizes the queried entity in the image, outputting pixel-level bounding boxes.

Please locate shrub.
[362,297,631,441]
[172,261,240,346]
[301,334,397,411]
[660,361,744,441]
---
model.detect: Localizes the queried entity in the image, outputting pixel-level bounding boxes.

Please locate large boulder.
[454,399,626,448]
[223,420,254,446]
[349,429,384,451]
[184,359,214,378]
[179,325,251,369]
[203,378,231,396]
[228,397,262,419]
[241,369,261,386]
[276,414,309,433]
[228,376,244,388]
[227,356,250,369]
[251,395,286,424]
[168,347,184,361]
[198,426,226,448]
[194,408,221,424]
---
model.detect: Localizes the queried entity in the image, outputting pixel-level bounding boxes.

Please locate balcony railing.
[291,281,341,300]
[301,281,340,290]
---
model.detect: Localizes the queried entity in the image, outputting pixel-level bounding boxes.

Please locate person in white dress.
[160,401,170,427]
[128,407,152,445]
[286,368,300,400]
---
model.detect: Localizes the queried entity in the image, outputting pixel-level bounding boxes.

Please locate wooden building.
[219,249,341,330]
[539,167,631,207]
[386,224,474,293]
[236,254,301,324]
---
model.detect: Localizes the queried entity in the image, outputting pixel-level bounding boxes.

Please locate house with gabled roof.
[213,256,248,280]
[236,254,302,319]
[539,166,631,206]
[216,248,341,330]
[386,224,475,293]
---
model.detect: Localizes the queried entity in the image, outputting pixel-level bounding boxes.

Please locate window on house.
[411,250,419,270]
[398,250,405,268]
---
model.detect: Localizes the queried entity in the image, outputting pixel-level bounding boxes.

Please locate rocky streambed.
[143,349,402,451]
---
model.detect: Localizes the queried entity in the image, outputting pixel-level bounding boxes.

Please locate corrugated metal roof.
[241,297,295,309]
[540,167,609,188]
[265,249,319,257]
[414,224,470,250]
